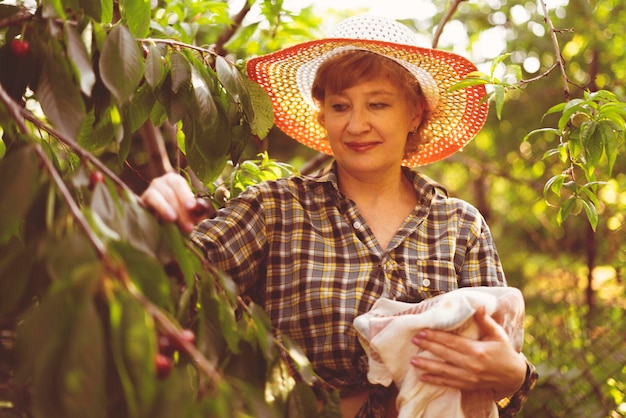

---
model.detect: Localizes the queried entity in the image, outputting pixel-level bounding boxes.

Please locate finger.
[410,355,476,389]
[141,186,179,222]
[161,173,197,210]
[474,306,509,342]
[141,174,197,232]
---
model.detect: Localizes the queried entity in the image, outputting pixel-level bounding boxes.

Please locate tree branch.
[432,0,467,48]
[214,0,252,56]
[539,0,570,100]
[0,9,33,30]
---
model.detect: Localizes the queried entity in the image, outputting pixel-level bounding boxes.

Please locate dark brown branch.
[432,0,467,49]
[0,9,33,30]
[138,120,173,178]
[519,63,559,85]
[0,82,109,257]
[214,0,253,56]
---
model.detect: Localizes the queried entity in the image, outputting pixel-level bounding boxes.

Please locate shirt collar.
[303,161,447,203]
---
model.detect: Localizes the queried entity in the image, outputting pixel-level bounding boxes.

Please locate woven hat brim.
[247,38,488,167]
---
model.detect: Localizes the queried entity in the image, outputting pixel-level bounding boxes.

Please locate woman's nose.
[346,108,370,134]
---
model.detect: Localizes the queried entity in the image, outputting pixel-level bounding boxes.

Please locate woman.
[142,15,537,417]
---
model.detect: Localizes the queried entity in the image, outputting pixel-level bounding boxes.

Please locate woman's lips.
[346,141,380,152]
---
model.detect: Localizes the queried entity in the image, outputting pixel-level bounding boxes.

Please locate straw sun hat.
[246,15,489,167]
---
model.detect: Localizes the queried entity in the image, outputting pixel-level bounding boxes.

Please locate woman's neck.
[337,165,409,204]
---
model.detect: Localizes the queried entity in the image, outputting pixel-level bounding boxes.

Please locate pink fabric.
[353,287,525,418]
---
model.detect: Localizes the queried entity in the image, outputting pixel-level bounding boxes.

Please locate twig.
[214,0,252,56]
[0,83,109,258]
[122,274,223,388]
[539,0,570,100]
[0,9,33,30]
[137,38,217,57]
[519,63,559,85]
[432,0,467,49]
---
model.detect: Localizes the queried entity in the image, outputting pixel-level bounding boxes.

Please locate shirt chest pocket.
[404,259,459,300]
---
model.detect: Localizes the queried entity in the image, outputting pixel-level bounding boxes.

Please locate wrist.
[494,352,528,400]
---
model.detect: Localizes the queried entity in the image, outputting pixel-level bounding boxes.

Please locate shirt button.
[353,221,362,229]
[422,278,431,287]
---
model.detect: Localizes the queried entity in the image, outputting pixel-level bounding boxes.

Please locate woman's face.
[318,76,422,177]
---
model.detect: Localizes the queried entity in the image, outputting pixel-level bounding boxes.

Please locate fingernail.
[185,199,197,209]
[165,208,178,221]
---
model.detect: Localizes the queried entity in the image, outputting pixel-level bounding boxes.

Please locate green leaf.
[111,241,173,311]
[490,53,512,74]
[281,334,314,385]
[99,24,144,104]
[191,65,217,124]
[543,102,566,118]
[544,174,567,199]
[58,295,106,418]
[108,286,158,417]
[448,71,491,92]
[145,43,167,88]
[286,382,319,418]
[558,99,585,131]
[78,0,102,21]
[125,83,157,133]
[155,75,192,124]
[557,197,577,224]
[523,127,559,142]
[581,198,599,231]
[583,123,603,167]
[41,0,68,19]
[598,121,620,175]
[244,76,274,139]
[78,107,120,152]
[170,51,191,94]
[557,142,569,163]
[182,103,230,183]
[65,23,96,97]
[99,0,113,23]
[215,55,255,122]
[0,241,35,315]
[120,0,151,38]
[36,48,86,140]
[15,258,104,418]
[0,145,40,244]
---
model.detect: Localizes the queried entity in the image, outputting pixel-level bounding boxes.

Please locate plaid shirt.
[192,162,536,416]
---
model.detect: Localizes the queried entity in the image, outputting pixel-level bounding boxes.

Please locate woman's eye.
[331,103,348,112]
[370,102,389,110]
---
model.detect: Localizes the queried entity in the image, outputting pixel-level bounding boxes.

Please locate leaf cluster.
[0,1,338,417]
[526,90,626,230]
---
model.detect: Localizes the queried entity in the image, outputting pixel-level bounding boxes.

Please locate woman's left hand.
[409,306,527,400]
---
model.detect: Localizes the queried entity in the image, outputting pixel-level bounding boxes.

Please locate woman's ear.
[410,103,424,131]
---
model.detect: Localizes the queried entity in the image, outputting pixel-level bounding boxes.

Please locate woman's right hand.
[141,172,209,234]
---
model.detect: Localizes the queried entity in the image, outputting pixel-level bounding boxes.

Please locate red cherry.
[170,329,196,351]
[155,353,173,379]
[10,39,29,57]
[89,171,104,189]
[190,198,212,218]
[157,334,175,356]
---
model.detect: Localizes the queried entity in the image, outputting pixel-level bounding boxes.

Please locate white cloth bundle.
[353,286,525,418]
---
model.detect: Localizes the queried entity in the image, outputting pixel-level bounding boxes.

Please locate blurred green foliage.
[0,0,624,417]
